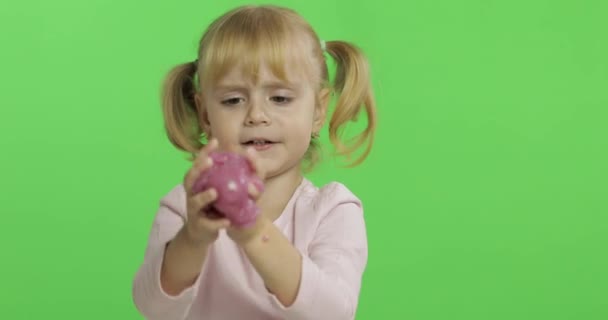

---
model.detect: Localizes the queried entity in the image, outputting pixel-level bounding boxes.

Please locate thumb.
[203,217,231,230]
[245,147,266,180]
[248,180,263,200]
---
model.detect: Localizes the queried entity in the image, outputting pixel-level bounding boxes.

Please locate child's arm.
[241,218,303,305]
[242,201,367,320]
[132,205,203,320]
[133,142,230,319]
[161,226,211,295]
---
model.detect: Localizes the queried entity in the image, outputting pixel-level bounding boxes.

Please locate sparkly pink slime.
[191,151,264,228]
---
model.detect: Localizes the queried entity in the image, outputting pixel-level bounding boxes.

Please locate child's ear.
[194,93,211,135]
[313,88,331,132]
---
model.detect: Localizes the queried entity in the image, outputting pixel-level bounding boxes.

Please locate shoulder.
[296,179,364,219]
[290,179,367,251]
[158,183,188,219]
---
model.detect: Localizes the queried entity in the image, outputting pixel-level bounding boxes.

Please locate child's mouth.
[242,139,276,151]
[243,140,273,145]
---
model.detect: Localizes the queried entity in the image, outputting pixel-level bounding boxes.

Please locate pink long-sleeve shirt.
[132,178,368,320]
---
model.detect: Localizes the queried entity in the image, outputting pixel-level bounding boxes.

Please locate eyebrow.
[214,81,301,92]
[262,81,301,90]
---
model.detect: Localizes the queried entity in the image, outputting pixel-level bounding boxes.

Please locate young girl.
[132,4,377,320]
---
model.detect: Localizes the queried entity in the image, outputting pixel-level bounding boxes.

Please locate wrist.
[240,217,272,248]
[179,225,214,249]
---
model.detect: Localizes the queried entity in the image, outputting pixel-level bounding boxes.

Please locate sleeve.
[131,204,202,320]
[270,200,369,320]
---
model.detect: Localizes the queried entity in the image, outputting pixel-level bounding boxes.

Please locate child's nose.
[245,103,271,126]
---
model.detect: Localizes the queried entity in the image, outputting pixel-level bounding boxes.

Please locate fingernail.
[207,157,213,166]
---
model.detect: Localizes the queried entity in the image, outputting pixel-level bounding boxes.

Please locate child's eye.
[221,97,244,106]
[270,96,293,104]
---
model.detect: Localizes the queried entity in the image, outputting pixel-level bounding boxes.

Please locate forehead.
[215,60,307,89]
[199,34,320,91]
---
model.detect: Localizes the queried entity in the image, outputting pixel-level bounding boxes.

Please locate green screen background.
[1,0,607,319]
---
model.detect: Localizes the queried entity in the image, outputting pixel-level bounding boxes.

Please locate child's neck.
[258,166,303,222]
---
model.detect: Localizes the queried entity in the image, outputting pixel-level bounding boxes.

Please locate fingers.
[184,156,213,194]
[190,188,218,211]
[201,216,231,230]
[188,188,231,225]
[242,147,265,201]
[247,181,261,200]
[184,139,219,194]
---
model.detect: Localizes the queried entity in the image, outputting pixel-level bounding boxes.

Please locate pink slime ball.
[191,151,264,228]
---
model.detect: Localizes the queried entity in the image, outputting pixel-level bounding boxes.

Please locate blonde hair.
[161,5,377,169]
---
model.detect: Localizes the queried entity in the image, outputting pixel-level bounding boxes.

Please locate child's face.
[196,61,328,179]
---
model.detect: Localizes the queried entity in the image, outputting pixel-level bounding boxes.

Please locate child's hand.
[182,139,232,245]
[226,147,267,245]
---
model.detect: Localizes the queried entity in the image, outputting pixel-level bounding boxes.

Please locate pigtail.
[160,61,203,161]
[325,41,377,167]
